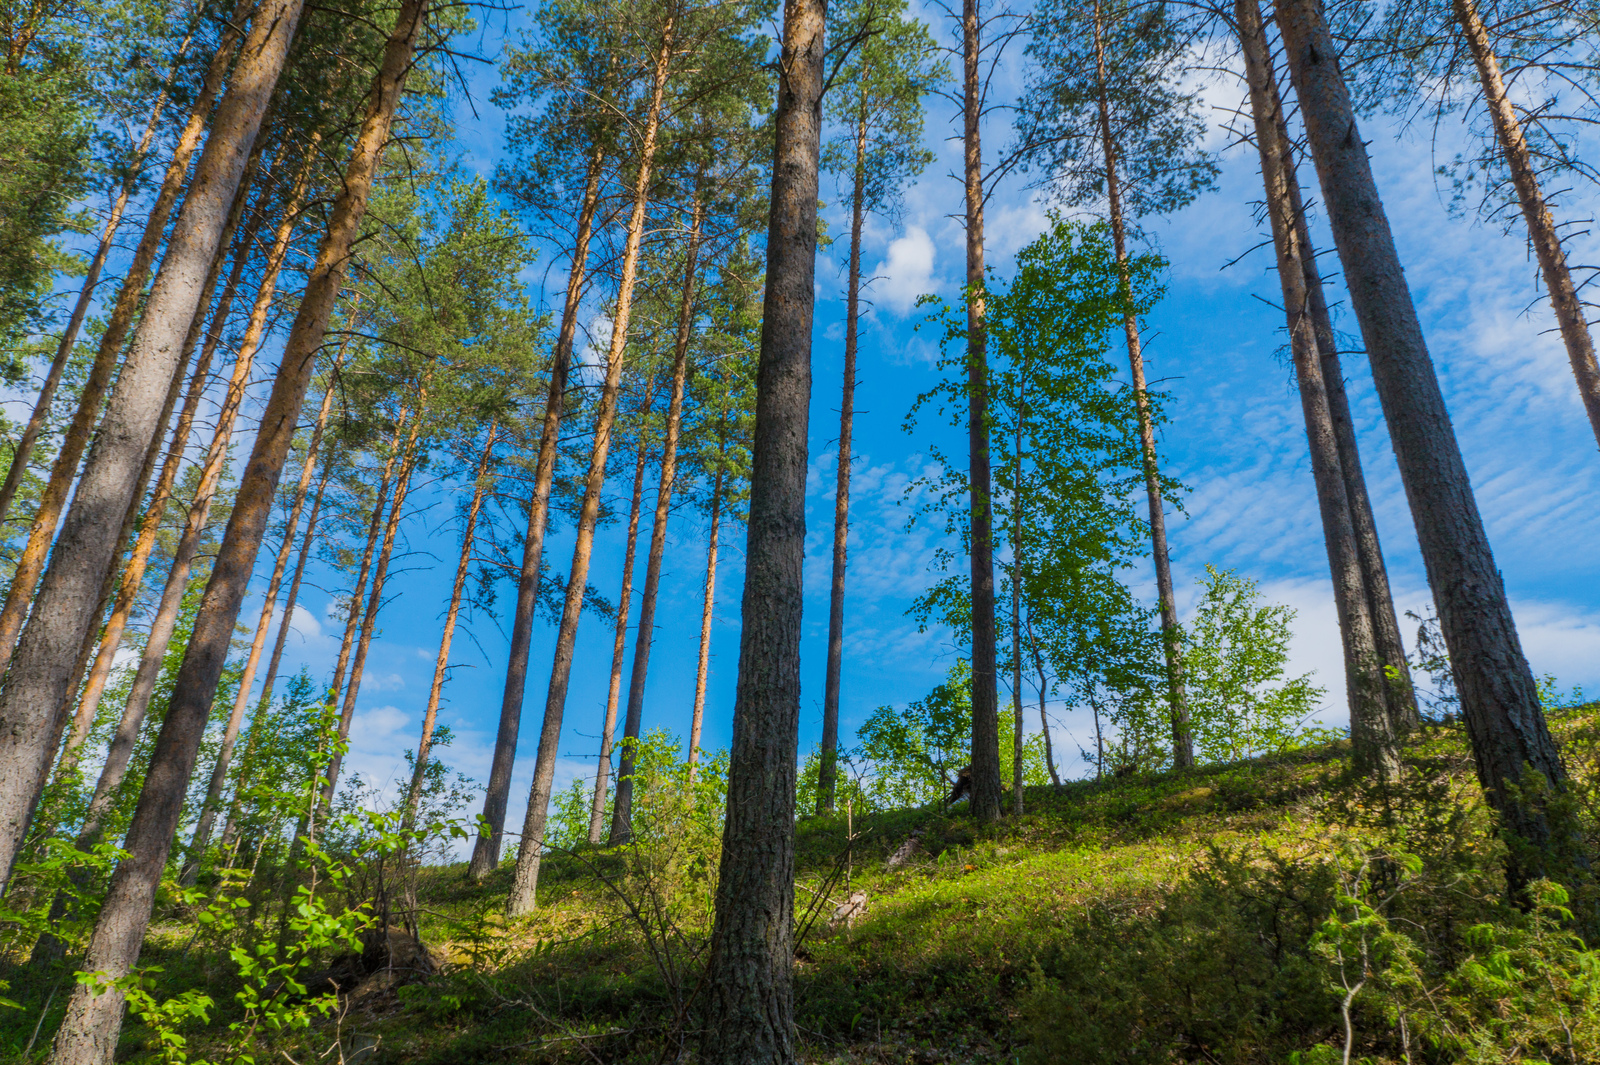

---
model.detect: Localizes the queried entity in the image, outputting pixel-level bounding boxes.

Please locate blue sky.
[34,5,1599,841]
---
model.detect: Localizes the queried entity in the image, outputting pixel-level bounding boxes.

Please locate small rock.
[829,890,868,931]
[886,836,922,871]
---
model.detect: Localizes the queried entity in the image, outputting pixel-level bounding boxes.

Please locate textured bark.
[689,466,723,776]
[469,142,606,880]
[1239,0,1398,776]
[962,0,1003,821]
[819,112,867,815]
[587,434,650,844]
[610,200,703,845]
[52,173,264,781]
[320,409,425,815]
[1452,0,1600,447]
[0,0,254,676]
[1276,0,1576,882]
[0,32,189,528]
[405,422,497,830]
[506,24,674,916]
[0,0,296,895]
[700,0,823,1056]
[48,0,426,1052]
[1091,2,1191,769]
[182,252,334,884]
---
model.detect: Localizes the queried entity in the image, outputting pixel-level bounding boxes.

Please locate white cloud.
[872,226,937,314]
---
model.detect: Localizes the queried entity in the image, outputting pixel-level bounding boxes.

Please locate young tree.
[1020,0,1218,770]
[815,0,940,814]
[701,0,825,1057]
[1275,0,1582,890]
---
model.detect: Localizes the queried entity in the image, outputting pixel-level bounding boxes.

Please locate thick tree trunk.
[610,199,703,845]
[700,0,824,1057]
[819,111,867,816]
[0,0,255,677]
[1276,0,1579,885]
[50,172,264,782]
[0,0,296,887]
[587,434,651,844]
[181,264,335,883]
[405,422,497,830]
[47,0,427,1052]
[469,142,607,880]
[689,466,723,776]
[1452,0,1600,447]
[0,34,190,528]
[963,0,1003,821]
[1239,0,1398,776]
[1092,3,1192,771]
[506,24,675,916]
[1024,612,1060,786]
[222,444,338,855]
[320,409,425,815]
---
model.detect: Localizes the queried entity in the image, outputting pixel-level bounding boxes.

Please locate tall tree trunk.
[506,23,675,916]
[700,0,823,1056]
[689,465,723,776]
[1239,0,1399,776]
[47,0,427,1051]
[51,170,265,782]
[1283,135,1420,734]
[220,442,337,856]
[181,274,336,883]
[1024,610,1060,786]
[1452,0,1600,447]
[0,26,192,527]
[1276,0,1579,887]
[320,407,425,815]
[405,422,498,830]
[469,142,608,880]
[962,0,1003,821]
[1091,1,1192,770]
[587,433,651,845]
[819,109,867,816]
[609,198,703,846]
[0,0,295,882]
[0,0,256,678]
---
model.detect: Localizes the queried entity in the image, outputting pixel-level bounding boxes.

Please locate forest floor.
[58,704,1600,1064]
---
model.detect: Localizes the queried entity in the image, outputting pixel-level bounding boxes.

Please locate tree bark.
[0,0,255,677]
[1091,1,1192,771]
[0,27,191,528]
[1451,0,1600,448]
[689,466,723,776]
[506,22,675,916]
[405,421,497,830]
[469,142,607,880]
[963,0,1003,821]
[0,0,296,889]
[47,0,427,1051]
[700,0,823,1056]
[587,433,651,844]
[610,198,703,845]
[1239,0,1399,776]
[819,109,867,816]
[1276,0,1578,885]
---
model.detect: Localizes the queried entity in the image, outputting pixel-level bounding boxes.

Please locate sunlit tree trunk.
[469,142,607,880]
[610,198,703,845]
[47,0,429,1050]
[701,0,824,1056]
[1276,0,1580,888]
[1091,2,1191,771]
[819,109,867,815]
[404,421,498,830]
[507,21,675,915]
[688,466,724,777]
[1239,0,1398,776]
